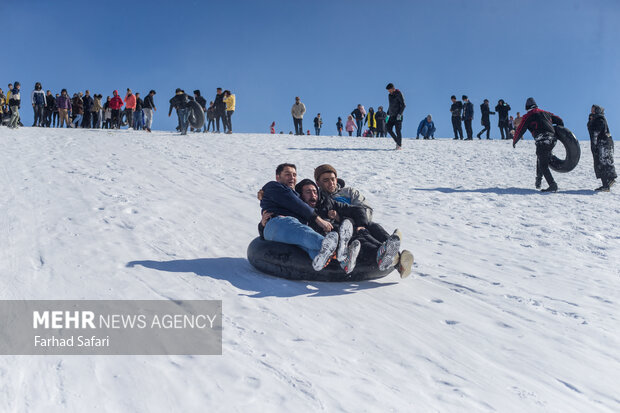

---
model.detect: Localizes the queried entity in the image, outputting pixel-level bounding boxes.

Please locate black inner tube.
[550,125,581,173]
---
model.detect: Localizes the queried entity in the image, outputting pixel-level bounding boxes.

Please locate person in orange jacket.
[124,88,136,129]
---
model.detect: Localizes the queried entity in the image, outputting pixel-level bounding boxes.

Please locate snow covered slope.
[0,128,619,412]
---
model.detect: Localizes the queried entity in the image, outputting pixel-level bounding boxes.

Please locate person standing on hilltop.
[336,117,343,136]
[291,96,306,135]
[462,95,474,140]
[477,99,495,139]
[450,95,463,140]
[375,106,387,137]
[109,90,124,129]
[314,113,323,135]
[223,90,235,134]
[386,83,406,149]
[587,105,617,191]
[351,104,365,137]
[213,88,227,133]
[495,99,511,139]
[143,90,157,132]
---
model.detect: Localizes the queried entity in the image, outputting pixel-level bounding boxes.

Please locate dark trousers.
[124,109,133,129]
[33,105,45,126]
[592,136,617,184]
[92,111,100,129]
[82,111,92,128]
[499,121,510,139]
[478,121,491,139]
[452,116,463,139]
[293,118,303,135]
[226,110,234,132]
[111,109,121,128]
[386,117,402,146]
[206,118,214,131]
[355,222,390,265]
[535,137,557,186]
[464,119,473,139]
[356,119,363,137]
[52,111,58,127]
[44,108,53,127]
[215,112,225,132]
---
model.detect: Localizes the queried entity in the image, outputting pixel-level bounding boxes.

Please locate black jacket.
[195,95,207,110]
[135,97,143,111]
[45,95,56,111]
[450,101,463,118]
[387,89,406,117]
[513,108,563,144]
[82,95,94,112]
[480,103,494,123]
[214,93,226,114]
[168,93,190,115]
[462,101,474,120]
[351,108,364,120]
[143,94,155,109]
[495,103,511,123]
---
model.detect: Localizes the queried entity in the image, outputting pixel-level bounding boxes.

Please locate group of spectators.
[449,95,518,141]
[0,81,237,135]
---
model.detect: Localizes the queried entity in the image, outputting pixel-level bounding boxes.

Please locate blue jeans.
[133,109,144,130]
[356,119,363,136]
[177,108,190,134]
[263,216,324,259]
[315,127,320,135]
[72,114,83,127]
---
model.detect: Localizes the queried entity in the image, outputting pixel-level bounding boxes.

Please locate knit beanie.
[314,164,337,183]
[525,97,537,110]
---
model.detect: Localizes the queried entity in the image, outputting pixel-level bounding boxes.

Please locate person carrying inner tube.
[313,164,414,278]
[587,105,617,192]
[258,163,349,272]
[512,97,564,192]
[168,88,190,135]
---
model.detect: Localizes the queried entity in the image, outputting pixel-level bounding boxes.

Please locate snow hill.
[0,128,619,413]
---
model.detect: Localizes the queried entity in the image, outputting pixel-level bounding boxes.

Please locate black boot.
[535,176,542,189]
[541,182,558,192]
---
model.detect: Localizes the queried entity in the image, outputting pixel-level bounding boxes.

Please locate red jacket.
[109,95,124,110]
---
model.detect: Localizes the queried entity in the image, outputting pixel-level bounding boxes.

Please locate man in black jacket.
[143,90,156,132]
[477,99,495,139]
[450,95,463,140]
[213,87,226,133]
[386,83,406,150]
[512,97,564,192]
[375,106,387,137]
[462,95,474,140]
[351,104,364,137]
[44,90,56,127]
[82,90,93,128]
[495,99,511,139]
[168,88,190,135]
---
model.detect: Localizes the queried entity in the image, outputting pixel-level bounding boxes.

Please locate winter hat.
[314,164,337,183]
[194,89,201,96]
[386,83,394,90]
[525,97,537,110]
[295,178,318,195]
[175,88,182,93]
[592,105,604,115]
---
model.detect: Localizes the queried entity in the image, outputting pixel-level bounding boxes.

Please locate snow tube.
[247,237,393,282]
[120,111,128,127]
[550,126,581,173]
[188,100,205,129]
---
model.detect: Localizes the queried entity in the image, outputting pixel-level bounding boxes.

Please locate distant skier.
[450,95,463,140]
[512,97,564,192]
[386,83,406,150]
[495,99,511,140]
[477,99,495,139]
[587,105,616,191]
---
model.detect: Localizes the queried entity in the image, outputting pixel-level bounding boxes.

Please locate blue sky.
[3,0,619,139]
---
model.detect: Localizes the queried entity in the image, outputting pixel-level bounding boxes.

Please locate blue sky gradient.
[3,0,619,139]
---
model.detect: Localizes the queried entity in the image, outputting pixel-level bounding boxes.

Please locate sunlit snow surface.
[0,127,618,412]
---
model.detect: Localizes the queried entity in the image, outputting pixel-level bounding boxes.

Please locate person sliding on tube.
[512,97,564,192]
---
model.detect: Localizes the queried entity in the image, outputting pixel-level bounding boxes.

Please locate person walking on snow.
[450,95,464,140]
[477,99,495,139]
[345,115,356,136]
[386,83,406,149]
[512,97,564,192]
[462,95,474,140]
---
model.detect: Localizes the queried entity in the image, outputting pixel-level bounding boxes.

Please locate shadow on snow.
[126,258,397,299]
[414,187,596,196]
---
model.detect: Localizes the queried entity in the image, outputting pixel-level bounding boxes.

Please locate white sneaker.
[312,232,338,271]
[341,239,361,275]
[337,219,354,262]
[376,235,401,271]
